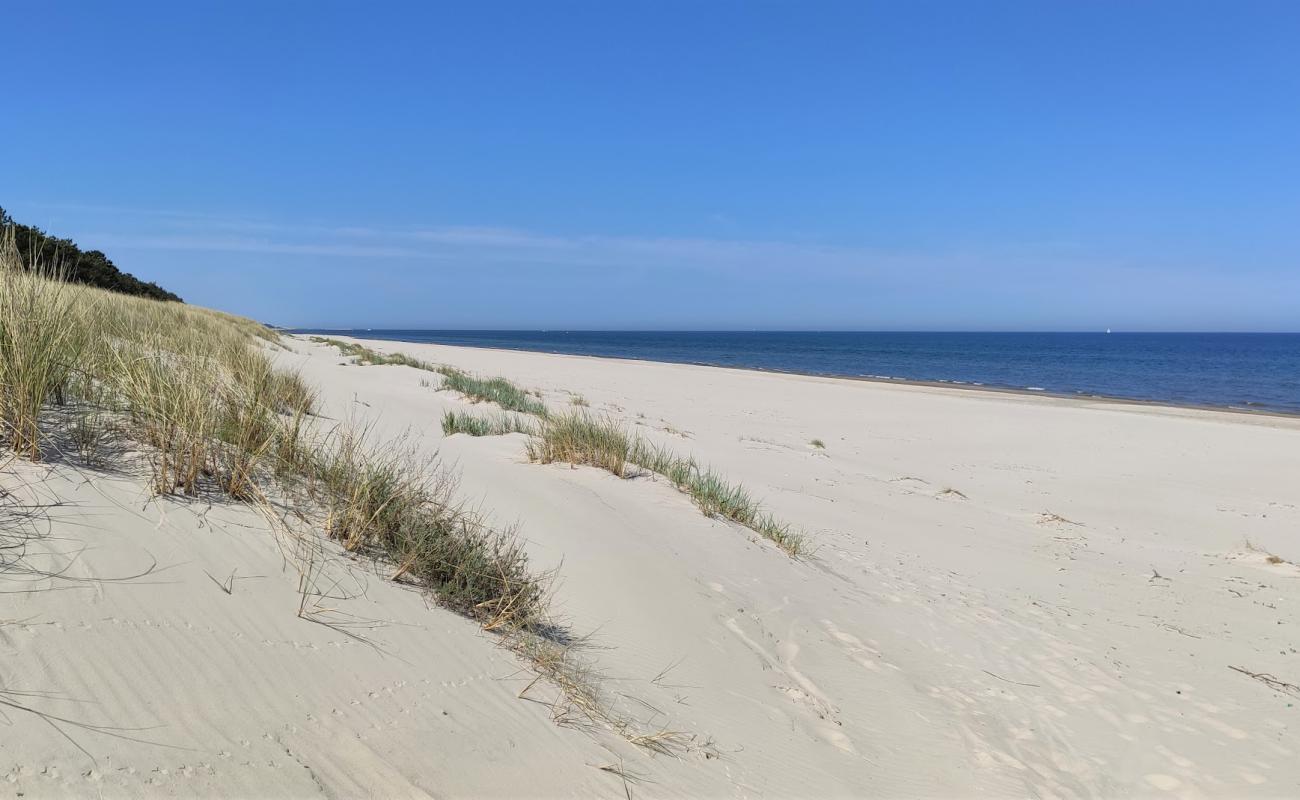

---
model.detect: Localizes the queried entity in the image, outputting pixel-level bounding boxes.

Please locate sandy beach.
[4,333,1299,798]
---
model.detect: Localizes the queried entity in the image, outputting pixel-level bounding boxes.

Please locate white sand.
[4,334,1298,798]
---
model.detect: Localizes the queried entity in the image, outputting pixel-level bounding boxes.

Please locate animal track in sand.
[821,619,894,672]
[720,616,856,755]
[738,434,803,453]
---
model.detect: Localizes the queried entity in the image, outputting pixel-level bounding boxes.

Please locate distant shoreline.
[299,330,1300,420]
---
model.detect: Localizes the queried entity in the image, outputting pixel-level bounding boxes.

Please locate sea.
[292,330,1300,415]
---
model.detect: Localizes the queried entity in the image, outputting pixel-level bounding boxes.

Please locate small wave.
[1026,386,1046,392]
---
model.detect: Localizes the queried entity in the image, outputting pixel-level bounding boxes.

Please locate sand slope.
[4,334,1298,798]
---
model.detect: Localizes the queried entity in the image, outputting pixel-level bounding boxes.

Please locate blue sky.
[4,1,1298,330]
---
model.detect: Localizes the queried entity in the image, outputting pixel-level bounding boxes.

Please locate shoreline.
[330,332,1300,423]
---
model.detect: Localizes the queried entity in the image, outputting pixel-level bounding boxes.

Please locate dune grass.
[526,412,633,476]
[438,367,548,416]
[631,436,804,556]
[519,410,805,556]
[0,237,89,459]
[307,426,541,624]
[0,233,544,628]
[1,234,711,753]
[441,409,535,437]
[308,338,807,555]
[312,336,548,416]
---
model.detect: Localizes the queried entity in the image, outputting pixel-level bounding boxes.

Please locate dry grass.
[0,231,89,458]
[0,241,715,754]
[0,232,544,626]
[508,629,701,758]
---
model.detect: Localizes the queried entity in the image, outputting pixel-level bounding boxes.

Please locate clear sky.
[4,1,1298,330]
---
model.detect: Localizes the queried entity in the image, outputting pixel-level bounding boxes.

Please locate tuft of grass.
[526,412,631,477]
[570,394,588,407]
[632,440,805,555]
[442,410,535,437]
[528,413,807,556]
[809,438,825,449]
[438,367,548,416]
[0,231,89,459]
[307,427,543,625]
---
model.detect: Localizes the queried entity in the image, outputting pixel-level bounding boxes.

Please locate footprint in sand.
[1144,773,1182,791]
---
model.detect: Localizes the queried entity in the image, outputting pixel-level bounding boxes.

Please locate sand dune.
[4,334,1298,797]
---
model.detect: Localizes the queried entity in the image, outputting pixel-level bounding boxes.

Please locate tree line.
[1,206,182,302]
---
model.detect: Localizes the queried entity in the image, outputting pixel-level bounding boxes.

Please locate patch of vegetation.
[529,412,806,556]
[0,237,711,753]
[442,410,535,437]
[439,367,548,416]
[527,412,632,477]
[809,438,825,449]
[308,427,540,624]
[311,337,807,557]
[0,229,543,627]
[630,439,804,556]
[311,336,547,416]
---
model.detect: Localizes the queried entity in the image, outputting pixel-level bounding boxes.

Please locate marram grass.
[312,336,547,416]
[310,338,807,556]
[457,405,808,557]
[0,237,713,750]
[442,409,535,437]
[0,232,544,627]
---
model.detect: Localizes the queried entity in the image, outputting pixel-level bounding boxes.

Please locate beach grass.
[308,426,541,624]
[438,367,548,416]
[311,337,548,416]
[0,232,89,459]
[526,412,632,476]
[311,335,806,556]
[442,409,535,437]
[629,438,805,556]
[0,235,545,628]
[521,411,806,556]
[0,236,715,752]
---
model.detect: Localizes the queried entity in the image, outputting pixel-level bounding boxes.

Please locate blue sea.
[294,331,1300,415]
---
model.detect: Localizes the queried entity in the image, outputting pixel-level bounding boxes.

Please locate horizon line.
[286,327,1300,335]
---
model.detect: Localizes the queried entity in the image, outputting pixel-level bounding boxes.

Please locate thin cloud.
[66,205,1135,287]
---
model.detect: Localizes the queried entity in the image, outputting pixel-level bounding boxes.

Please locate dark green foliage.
[0,207,182,302]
